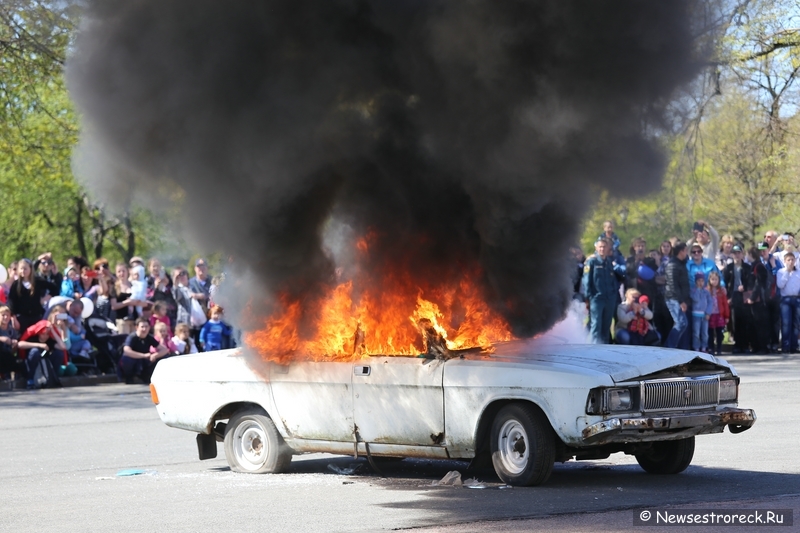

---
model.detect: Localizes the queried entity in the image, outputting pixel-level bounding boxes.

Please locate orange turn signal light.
[149,383,159,405]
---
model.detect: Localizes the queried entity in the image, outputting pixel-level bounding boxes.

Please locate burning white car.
[150,341,755,486]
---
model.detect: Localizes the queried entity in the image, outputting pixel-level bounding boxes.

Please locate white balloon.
[80,297,95,319]
[47,296,71,311]
[0,264,7,284]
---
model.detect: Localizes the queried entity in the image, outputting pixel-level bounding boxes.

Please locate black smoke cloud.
[68,0,704,339]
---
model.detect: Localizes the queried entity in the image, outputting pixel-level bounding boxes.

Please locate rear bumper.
[581,407,756,444]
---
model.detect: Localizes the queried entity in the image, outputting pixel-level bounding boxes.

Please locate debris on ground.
[115,468,156,477]
[463,478,487,489]
[432,470,462,486]
[327,463,362,475]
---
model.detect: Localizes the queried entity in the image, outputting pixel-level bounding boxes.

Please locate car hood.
[481,340,732,382]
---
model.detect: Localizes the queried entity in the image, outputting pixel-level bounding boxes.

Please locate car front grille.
[641,376,719,411]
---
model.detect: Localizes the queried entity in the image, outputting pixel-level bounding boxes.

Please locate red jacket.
[711,287,730,321]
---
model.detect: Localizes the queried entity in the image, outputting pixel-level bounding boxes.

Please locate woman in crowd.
[0,305,20,378]
[94,260,117,320]
[716,235,735,271]
[113,263,136,323]
[7,259,58,332]
[147,258,178,326]
[78,266,103,302]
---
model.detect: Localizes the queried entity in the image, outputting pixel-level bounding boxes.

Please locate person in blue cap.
[583,237,619,344]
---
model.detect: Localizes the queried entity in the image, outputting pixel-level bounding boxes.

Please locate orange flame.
[245,234,514,363]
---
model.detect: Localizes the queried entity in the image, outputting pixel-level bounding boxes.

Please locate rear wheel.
[635,437,695,474]
[223,407,292,474]
[490,403,555,486]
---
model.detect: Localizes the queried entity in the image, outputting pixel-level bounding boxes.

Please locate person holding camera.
[687,220,720,261]
[34,253,63,288]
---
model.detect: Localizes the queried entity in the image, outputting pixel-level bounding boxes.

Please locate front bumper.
[581,407,756,444]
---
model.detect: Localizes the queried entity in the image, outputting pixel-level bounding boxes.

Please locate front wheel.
[223,408,292,474]
[635,437,695,475]
[490,403,556,486]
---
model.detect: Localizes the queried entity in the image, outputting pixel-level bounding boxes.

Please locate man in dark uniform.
[723,244,752,354]
[583,237,618,344]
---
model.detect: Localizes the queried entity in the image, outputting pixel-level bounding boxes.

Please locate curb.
[0,373,120,392]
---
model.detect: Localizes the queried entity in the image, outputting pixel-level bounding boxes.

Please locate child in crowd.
[200,305,233,352]
[707,271,729,355]
[60,266,80,298]
[48,307,78,376]
[66,308,92,363]
[129,265,148,317]
[0,305,20,378]
[172,323,198,355]
[690,273,714,352]
[152,322,178,355]
[149,302,172,339]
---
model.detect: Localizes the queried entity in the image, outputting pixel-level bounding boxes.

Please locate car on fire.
[149,340,755,486]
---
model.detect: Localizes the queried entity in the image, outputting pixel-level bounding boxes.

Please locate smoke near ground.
[67,1,705,340]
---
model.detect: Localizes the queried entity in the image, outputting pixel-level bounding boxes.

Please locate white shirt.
[777,267,800,297]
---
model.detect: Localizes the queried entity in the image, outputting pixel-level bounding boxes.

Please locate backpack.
[31,352,62,389]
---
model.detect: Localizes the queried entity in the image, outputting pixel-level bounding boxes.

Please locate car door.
[270,361,354,442]
[352,356,445,446]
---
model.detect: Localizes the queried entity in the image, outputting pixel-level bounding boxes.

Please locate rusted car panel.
[269,361,354,442]
[352,357,445,446]
[285,439,450,459]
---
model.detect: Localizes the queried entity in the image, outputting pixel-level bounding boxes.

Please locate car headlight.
[719,378,738,402]
[586,387,638,414]
[606,388,632,412]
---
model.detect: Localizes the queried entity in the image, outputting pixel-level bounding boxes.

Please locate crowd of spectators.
[0,253,234,387]
[578,220,800,355]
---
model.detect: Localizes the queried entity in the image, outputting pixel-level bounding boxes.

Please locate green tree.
[583,0,800,251]
[0,1,168,267]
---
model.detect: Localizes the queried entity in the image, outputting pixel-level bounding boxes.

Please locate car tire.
[223,407,292,474]
[635,437,695,475]
[490,403,555,486]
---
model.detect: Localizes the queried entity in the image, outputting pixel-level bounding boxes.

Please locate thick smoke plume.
[68,1,703,343]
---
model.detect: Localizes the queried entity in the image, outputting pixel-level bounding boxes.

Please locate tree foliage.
[583,0,800,253]
[0,0,173,268]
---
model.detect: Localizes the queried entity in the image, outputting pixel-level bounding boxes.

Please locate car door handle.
[353,365,371,376]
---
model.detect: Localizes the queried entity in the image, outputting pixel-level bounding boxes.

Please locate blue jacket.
[690,287,714,317]
[687,258,723,288]
[200,320,233,351]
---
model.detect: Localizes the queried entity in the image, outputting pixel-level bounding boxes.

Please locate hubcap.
[233,420,268,470]
[497,419,529,475]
